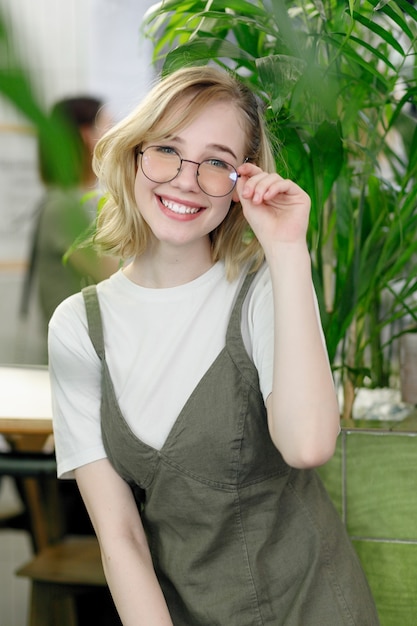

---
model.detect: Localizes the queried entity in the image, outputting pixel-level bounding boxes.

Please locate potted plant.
[142,1,417,623]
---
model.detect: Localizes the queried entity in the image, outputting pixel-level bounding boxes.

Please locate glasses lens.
[140,147,238,196]
[198,160,238,197]
[141,147,180,183]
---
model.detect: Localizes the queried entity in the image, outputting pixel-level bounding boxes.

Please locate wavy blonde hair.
[93,66,276,280]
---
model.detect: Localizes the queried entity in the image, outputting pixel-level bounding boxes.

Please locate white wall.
[88,0,156,122]
[0,0,155,363]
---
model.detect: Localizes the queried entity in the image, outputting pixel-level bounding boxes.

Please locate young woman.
[49,66,379,625]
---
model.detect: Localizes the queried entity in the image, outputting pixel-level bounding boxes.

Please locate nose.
[172,159,200,191]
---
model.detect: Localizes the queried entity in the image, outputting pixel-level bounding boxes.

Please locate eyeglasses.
[138,145,240,197]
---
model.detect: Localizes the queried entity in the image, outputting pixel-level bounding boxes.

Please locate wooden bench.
[0,454,119,626]
[16,535,120,626]
[0,452,61,552]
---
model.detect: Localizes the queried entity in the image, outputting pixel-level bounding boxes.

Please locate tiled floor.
[0,477,31,626]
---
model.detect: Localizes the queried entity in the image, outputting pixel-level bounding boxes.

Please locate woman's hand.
[236,163,310,251]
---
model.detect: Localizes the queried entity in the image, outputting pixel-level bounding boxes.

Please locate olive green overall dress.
[82,272,379,626]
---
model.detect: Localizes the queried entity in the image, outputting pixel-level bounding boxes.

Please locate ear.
[231,188,240,203]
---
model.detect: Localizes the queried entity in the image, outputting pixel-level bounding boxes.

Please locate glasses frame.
[137,145,241,197]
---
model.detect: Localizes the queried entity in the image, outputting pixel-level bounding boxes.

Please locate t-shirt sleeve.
[48,293,107,479]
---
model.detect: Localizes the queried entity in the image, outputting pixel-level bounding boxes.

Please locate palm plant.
[144,0,417,417]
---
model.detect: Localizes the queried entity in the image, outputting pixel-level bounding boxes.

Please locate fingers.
[237,164,301,206]
[242,176,294,205]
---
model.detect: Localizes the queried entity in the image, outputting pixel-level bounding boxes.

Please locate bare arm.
[264,243,340,468]
[236,164,340,469]
[75,459,173,626]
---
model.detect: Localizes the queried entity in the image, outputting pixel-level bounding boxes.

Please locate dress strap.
[82,285,105,361]
[226,267,259,343]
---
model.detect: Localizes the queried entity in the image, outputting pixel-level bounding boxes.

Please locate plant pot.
[317,413,417,626]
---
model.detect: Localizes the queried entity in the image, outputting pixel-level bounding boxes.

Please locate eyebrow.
[168,136,238,161]
[209,143,238,161]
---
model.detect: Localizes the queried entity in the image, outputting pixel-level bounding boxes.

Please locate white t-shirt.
[49,262,274,479]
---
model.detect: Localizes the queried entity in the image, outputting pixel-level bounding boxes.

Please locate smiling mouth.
[160,197,201,215]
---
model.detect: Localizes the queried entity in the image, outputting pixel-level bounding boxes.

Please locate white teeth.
[161,198,200,214]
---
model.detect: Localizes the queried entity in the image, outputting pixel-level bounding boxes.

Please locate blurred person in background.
[21,96,119,362]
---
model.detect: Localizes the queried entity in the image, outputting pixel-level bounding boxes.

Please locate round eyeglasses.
[138,146,240,197]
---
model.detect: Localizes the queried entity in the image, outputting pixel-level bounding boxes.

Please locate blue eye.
[206,158,229,170]
[155,145,178,156]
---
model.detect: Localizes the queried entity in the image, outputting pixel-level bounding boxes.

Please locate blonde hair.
[93,66,276,280]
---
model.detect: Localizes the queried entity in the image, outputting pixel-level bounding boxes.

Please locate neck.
[124,239,214,288]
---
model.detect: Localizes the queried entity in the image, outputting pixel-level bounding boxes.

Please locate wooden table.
[0,365,53,451]
[0,365,60,550]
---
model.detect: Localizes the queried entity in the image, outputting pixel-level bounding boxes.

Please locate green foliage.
[144,0,417,407]
[0,9,81,187]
